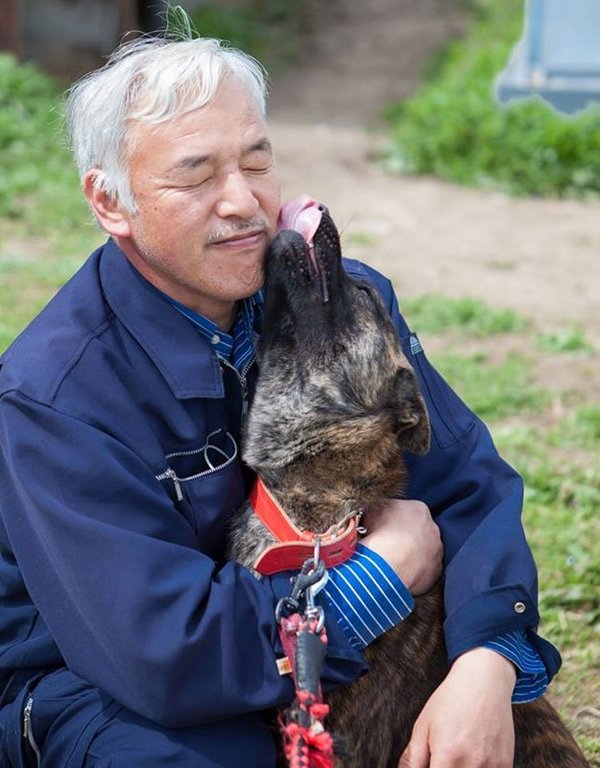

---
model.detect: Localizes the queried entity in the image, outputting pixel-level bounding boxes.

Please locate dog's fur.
[227,212,589,767]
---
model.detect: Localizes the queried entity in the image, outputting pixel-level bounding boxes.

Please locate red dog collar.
[249,478,359,575]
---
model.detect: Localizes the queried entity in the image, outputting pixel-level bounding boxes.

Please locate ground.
[268,0,600,346]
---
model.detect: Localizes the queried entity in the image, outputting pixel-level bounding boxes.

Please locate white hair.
[65,36,268,212]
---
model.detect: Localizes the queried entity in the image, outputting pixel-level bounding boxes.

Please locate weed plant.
[384,0,600,198]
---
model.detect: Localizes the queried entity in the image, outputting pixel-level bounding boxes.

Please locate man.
[0,34,559,768]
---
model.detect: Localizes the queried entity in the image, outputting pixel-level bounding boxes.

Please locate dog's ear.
[394,367,431,455]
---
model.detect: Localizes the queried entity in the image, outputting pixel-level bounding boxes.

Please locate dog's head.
[244,206,430,490]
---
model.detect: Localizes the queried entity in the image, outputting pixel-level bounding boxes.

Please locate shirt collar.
[163,291,263,372]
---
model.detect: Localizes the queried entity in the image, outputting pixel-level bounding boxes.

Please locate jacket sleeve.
[358,265,561,680]
[0,390,365,727]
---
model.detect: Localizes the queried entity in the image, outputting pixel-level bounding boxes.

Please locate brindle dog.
[227,210,589,768]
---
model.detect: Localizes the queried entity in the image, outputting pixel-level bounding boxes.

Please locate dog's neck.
[255,432,408,534]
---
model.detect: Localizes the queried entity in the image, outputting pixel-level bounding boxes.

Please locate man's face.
[117,76,281,327]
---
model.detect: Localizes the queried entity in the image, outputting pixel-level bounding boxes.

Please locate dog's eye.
[353,282,372,298]
[332,342,346,357]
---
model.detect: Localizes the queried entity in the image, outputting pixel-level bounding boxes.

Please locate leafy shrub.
[0,54,86,230]
[384,0,600,198]
[191,0,313,72]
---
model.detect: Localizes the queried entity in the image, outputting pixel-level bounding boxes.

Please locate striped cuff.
[321,543,414,649]
[483,629,549,703]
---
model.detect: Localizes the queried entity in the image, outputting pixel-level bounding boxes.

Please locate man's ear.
[83,170,132,238]
[395,367,431,455]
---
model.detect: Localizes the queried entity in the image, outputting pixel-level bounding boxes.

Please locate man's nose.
[215,172,260,219]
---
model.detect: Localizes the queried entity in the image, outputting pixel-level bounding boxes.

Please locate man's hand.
[361,499,443,594]
[399,648,517,768]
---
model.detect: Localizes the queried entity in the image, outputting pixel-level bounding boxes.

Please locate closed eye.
[244,164,273,175]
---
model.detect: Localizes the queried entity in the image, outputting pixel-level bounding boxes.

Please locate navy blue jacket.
[0,240,560,746]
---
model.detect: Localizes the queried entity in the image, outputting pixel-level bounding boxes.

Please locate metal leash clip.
[275,543,328,624]
[304,538,328,633]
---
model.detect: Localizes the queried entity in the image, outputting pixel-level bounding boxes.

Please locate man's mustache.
[207,217,270,244]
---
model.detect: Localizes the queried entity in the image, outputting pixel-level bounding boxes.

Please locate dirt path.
[267,0,600,345]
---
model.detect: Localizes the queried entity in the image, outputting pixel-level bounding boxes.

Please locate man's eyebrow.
[170,154,211,172]
[245,138,273,155]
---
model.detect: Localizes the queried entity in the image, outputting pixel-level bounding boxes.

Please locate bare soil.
[267,0,600,351]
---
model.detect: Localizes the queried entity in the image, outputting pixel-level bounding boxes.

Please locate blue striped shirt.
[165,292,261,373]
[165,291,548,703]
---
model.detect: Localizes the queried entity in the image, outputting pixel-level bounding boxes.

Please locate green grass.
[519,457,598,648]
[535,327,595,354]
[384,0,600,198]
[546,404,600,452]
[402,294,527,336]
[434,351,548,421]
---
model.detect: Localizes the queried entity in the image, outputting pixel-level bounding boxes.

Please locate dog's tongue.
[277,195,322,244]
[277,195,329,302]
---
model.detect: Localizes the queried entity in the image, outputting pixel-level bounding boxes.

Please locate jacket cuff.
[444,584,540,661]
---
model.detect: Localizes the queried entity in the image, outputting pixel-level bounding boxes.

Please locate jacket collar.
[99,239,225,400]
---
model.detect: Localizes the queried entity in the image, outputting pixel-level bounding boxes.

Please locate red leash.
[249,478,362,767]
[276,559,335,768]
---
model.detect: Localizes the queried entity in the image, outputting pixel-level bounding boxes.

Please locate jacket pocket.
[403,333,476,449]
[156,429,245,557]
[2,669,120,768]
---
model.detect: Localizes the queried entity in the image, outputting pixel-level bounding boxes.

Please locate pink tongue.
[277,194,322,244]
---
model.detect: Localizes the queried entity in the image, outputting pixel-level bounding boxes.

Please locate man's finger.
[398,736,430,768]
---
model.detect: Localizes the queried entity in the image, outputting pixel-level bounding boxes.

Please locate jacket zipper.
[23,695,41,767]
[155,433,239,496]
[155,467,183,501]
[164,429,223,460]
[219,356,255,418]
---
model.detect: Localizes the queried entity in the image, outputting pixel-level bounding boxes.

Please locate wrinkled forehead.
[122,74,268,168]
